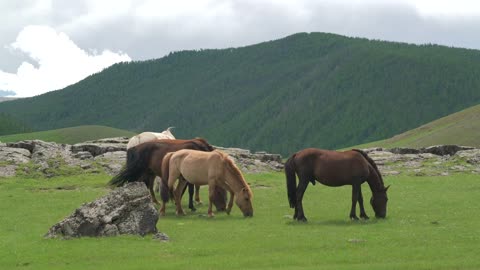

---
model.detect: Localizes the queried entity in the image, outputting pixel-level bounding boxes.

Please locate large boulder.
[45,182,158,238]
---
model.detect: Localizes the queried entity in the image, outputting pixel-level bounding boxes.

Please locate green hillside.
[352,103,480,149]
[0,113,31,136]
[0,32,479,155]
[0,125,134,144]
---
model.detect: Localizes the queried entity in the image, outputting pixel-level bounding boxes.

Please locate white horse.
[126,127,176,196]
[126,127,175,149]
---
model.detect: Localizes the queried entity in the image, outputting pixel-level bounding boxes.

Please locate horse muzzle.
[243,212,253,218]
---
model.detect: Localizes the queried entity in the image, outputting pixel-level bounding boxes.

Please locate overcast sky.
[1,0,480,97]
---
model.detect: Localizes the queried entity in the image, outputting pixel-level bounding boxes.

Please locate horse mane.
[219,151,252,196]
[352,149,385,188]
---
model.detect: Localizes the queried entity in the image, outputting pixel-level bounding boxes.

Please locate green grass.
[0,125,134,144]
[1,172,479,269]
[353,103,480,149]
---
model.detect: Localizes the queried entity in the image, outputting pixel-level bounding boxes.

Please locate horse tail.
[352,149,384,183]
[160,152,174,203]
[285,153,298,208]
[109,146,153,187]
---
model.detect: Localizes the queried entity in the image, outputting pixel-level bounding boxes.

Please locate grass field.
[353,104,480,149]
[1,172,479,270]
[0,125,135,144]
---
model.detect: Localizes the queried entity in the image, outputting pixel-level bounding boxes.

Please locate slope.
[0,125,135,144]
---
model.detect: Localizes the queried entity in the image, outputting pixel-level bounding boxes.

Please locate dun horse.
[110,138,227,211]
[285,148,389,222]
[161,149,253,217]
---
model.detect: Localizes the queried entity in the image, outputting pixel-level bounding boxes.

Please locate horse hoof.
[159,211,166,217]
[360,215,369,220]
[350,216,359,221]
[208,212,215,218]
[297,217,308,222]
[190,208,197,212]
[195,201,203,205]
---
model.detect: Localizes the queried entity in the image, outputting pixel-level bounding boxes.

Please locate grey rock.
[152,232,170,242]
[389,147,421,154]
[0,146,31,164]
[0,164,17,177]
[45,182,158,238]
[72,143,126,157]
[422,145,474,156]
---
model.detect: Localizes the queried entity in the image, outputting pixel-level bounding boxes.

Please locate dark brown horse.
[285,148,389,222]
[109,138,227,212]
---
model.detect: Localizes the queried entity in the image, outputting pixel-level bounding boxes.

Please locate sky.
[1,0,480,97]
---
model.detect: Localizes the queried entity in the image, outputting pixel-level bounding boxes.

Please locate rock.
[456,149,480,164]
[152,232,170,242]
[45,182,158,238]
[94,151,127,175]
[0,164,17,177]
[422,145,474,156]
[389,147,421,154]
[0,146,31,164]
[83,137,130,144]
[71,143,126,157]
[73,151,93,160]
[215,146,283,173]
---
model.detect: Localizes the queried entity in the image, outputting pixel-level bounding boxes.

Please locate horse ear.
[385,185,391,192]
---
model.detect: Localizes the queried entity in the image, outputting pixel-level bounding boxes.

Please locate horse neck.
[366,165,385,194]
[224,165,248,194]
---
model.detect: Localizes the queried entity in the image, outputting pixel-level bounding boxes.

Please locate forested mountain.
[0,32,479,155]
[0,113,31,136]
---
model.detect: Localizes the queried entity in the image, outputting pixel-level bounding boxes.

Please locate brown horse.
[285,148,389,222]
[109,138,227,211]
[161,149,253,217]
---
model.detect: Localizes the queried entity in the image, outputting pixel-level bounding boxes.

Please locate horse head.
[370,185,390,218]
[192,138,215,152]
[236,187,253,217]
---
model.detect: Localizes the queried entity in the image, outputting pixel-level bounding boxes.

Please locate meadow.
[0,172,479,270]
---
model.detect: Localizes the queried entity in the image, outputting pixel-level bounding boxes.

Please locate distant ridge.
[354,103,480,149]
[0,32,479,155]
[0,125,135,144]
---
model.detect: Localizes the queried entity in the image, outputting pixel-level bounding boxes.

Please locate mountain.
[0,113,31,136]
[353,103,480,149]
[0,125,134,144]
[0,32,479,155]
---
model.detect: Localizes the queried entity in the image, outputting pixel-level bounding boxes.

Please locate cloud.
[0,25,131,97]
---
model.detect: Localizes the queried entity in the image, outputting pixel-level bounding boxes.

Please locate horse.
[161,149,253,218]
[125,129,225,211]
[285,148,389,222]
[109,138,227,212]
[126,127,175,149]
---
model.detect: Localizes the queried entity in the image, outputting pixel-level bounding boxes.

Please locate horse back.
[294,148,370,186]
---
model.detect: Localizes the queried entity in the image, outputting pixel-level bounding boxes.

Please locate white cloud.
[0,25,131,97]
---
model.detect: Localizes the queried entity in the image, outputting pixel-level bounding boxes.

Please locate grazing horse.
[125,128,214,211]
[285,148,389,222]
[161,149,253,217]
[109,139,227,212]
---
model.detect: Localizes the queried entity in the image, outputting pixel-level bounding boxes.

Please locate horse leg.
[295,176,310,222]
[226,190,235,215]
[195,185,202,204]
[350,184,360,220]
[207,183,217,218]
[187,183,196,212]
[358,185,369,220]
[145,173,160,205]
[174,177,187,216]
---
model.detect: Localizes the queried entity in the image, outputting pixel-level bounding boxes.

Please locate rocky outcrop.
[45,182,158,238]
[215,146,283,173]
[0,138,284,178]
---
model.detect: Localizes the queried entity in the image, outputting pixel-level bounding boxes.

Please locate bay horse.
[161,149,253,217]
[285,148,389,222]
[110,138,227,212]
